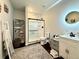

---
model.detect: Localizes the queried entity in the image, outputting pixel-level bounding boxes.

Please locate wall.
[43,0,79,36]
[28,6,42,19]
[0,0,14,38]
[0,0,13,59]
[14,9,25,20]
[28,12,42,19]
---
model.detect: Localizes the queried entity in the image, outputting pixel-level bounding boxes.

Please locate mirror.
[65,11,79,24]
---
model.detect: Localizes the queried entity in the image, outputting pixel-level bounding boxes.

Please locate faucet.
[70,32,75,37]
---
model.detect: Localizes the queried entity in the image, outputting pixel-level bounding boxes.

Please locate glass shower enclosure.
[28,18,45,43]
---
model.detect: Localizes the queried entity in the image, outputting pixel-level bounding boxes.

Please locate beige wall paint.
[0,0,13,59]
[43,0,79,37]
[28,12,42,19]
[14,9,25,20]
[28,6,42,19]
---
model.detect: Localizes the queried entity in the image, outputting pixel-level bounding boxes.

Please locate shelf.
[13,19,25,47]
[14,27,21,29]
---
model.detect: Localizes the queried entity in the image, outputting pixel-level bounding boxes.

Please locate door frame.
[28,18,45,44]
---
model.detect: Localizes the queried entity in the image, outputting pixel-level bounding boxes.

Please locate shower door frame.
[28,18,45,44]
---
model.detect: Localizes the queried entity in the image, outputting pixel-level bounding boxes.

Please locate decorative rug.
[12,44,53,59]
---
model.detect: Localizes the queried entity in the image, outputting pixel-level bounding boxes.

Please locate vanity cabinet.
[50,39,59,53]
[57,37,79,59]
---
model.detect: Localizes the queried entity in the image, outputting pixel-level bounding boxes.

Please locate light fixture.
[65,11,79,24]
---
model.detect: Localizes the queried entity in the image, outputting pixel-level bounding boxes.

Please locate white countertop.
[59,34,79,41]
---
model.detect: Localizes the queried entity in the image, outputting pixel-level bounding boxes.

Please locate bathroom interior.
[0,0,79,59]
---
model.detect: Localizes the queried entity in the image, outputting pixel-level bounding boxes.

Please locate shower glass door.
[28,19,45,43]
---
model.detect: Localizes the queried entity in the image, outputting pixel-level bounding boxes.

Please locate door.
[28,19,45,43]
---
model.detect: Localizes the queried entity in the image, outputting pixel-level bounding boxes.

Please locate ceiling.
[10,0,28,11]
[10,0,62,13]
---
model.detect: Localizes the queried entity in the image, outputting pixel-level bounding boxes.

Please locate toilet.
[40,37,47,45]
